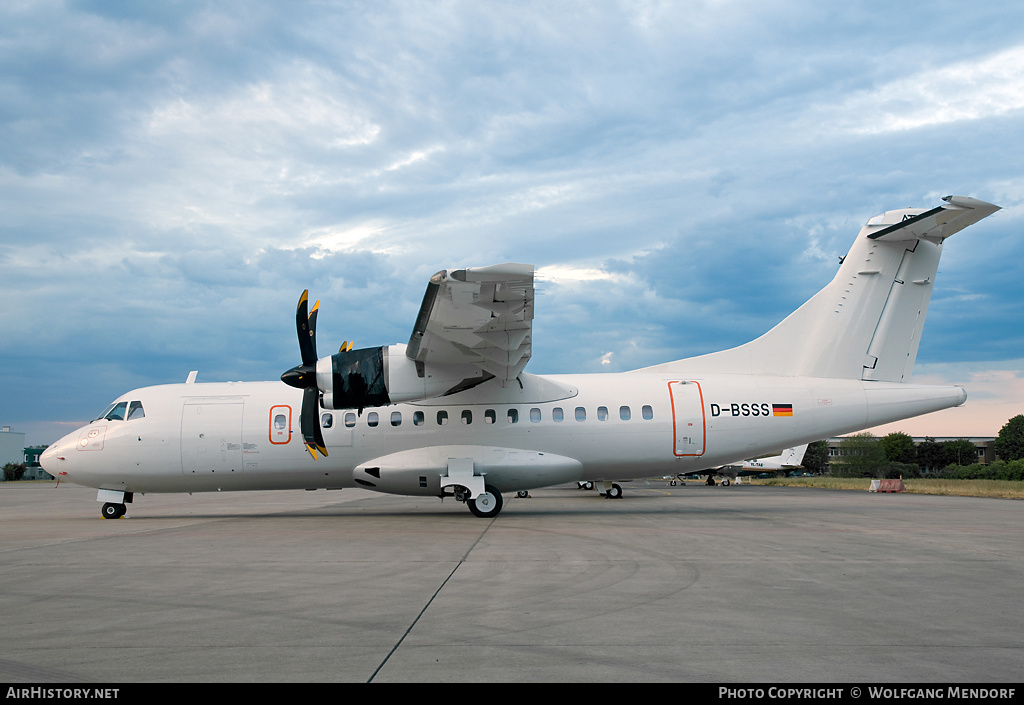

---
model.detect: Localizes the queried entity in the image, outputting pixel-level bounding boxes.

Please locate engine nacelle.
[316,343,482,410]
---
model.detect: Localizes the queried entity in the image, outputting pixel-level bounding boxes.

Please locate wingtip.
[942,195,1001,213]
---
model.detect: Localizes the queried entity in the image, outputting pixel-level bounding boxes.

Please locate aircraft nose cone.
[40,444,57,470]
[40,440,68,480]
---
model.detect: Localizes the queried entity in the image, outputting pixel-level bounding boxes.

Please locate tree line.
[807,414,1024,480]
[3,463,28,481]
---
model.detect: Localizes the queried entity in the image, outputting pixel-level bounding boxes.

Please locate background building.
[1,427,53,480]
[0,426,26,467]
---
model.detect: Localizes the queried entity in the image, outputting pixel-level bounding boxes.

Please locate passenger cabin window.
[413,411,425,426]
[552,407,563,422]
[485,409,496,424]
[391,411,402,427]
[274,414,288,431]
[437,410,448,426]
[321,413,333,429]
[367,412,379,427]
[642,405,654,420]
[530,408,541,423]
[597,406,608,421]
[344,413,357,428]
[461,410,472,425]
[575,407,586,421]
[507,409,519,423]
[620,406,631,421]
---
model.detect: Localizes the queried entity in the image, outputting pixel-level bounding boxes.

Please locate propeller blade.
[296,290,317,367]
[308,299,320,361]
[300,387,328,459]
[285,290,329,459]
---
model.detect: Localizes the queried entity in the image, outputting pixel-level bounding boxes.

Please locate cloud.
[829,45,1024,134]
[866,361,1024,437]
[2,1,1023,444]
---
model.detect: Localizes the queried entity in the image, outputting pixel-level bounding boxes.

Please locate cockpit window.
[104,402,128,421]
[94,403,117,422]
[94,400,145,422]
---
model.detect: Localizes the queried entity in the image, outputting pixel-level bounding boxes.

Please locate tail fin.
[648,196,999,381]
[782,444,808,466]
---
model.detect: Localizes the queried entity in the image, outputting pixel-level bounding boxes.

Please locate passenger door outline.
[668,381,706,457]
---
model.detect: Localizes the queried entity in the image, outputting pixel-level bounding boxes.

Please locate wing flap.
[407,263,535,386]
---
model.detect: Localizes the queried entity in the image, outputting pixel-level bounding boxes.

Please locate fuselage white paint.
[43,371,964,497]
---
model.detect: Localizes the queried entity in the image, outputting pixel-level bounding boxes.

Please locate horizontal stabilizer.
[866,195,1000,242]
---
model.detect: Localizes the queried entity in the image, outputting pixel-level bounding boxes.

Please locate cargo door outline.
[669,381,706,457]
[181,399,245,475]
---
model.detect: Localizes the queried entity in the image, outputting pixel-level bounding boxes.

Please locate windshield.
[93,400,145,422]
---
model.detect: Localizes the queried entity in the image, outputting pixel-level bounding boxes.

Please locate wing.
[406,263,534,387]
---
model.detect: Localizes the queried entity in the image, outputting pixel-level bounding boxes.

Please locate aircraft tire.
[607,483,622,499]
[101,502,126,519]
[468,486,503,518]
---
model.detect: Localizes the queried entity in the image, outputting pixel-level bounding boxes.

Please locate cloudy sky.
[2,1,1022,445]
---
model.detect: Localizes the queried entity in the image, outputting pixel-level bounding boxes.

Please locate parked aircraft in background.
[676,444,808,486]
[41,196,999,518]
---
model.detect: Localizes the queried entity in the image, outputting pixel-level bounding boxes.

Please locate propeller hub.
[281,364,316,389]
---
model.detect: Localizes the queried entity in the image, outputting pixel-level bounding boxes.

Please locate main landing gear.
[603,482,623,499]
[579,481,623,498]
[453,484,504,518]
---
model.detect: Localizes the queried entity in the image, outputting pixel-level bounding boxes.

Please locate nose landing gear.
[97,489,132,519]
[101,502,126,519]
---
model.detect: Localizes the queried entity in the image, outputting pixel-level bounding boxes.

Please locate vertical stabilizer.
[643,196,999,380]
[783,444,808,466]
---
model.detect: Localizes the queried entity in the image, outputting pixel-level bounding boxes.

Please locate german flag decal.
[772,403,793,417]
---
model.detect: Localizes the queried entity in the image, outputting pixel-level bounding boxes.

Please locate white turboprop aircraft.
[678,444,809,486]
[41,196,999,519]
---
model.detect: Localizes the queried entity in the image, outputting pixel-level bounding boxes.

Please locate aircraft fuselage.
[43,370,964,499]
